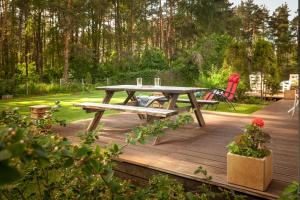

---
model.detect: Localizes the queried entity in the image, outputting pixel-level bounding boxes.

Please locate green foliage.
[194,34,233,72]
[227,120,271,158]
[0,107,247,200]
[110,69,160,85]
[69,44,94,80]
[191,166,246,200]
[253,39,280,94]
[15,82,93,95]
[16,62,40,83]
[279,182,299,200]
[0,79,15,95]
[241,96,269,105]
[194,166,212,181]
[144,175,186,200]
[171,50,200,85]
[224,40,249,79]
[139,48,168,70]
[126,114,193,144]
[197,65,233,89]
[269,3,294,79]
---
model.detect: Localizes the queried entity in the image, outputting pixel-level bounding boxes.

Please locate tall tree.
[62,0,72,83]
[269,3,292,78]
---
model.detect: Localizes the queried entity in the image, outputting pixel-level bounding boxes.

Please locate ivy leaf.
[63,158,74,168]
[75,146,89,158]
[0,149,12,161]
[0,163,22,185]
[9,143,25,156]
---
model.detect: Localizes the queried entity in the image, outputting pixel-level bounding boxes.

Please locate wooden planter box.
[227,152,272,191]
[284,90,296,100]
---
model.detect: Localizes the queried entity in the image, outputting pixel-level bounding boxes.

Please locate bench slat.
[74,102,177,117]
[157,98,219,105]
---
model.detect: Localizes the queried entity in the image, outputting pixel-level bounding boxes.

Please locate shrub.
[194,34,233,72]
[197,65,233,89]
[279,181,299,200]
[69,44,94,80]
[253,39,280,95]
[171,50,200,86]
[15,82,92,96]
[0,108,246,199]
[109,69,160,85]
[139,48,168,70]
[0,79,15,95]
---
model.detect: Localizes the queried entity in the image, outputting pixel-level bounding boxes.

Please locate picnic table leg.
[123,91,136,104]
[188,92,205,127]
[87,91,114,131]
[124,91,146,119]
[154,93,179,145]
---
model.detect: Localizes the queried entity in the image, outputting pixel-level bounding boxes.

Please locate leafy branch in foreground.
[192,166,246,200]
[0,108,245,200]
[279,181,299,200]
[125,114,193,144]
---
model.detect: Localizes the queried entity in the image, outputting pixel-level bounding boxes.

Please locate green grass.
[0,91,127,123]
[202,102,265,114]
[0,91,267,122]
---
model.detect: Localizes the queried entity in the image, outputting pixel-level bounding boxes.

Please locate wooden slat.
[96,85,208,93]
[158,98,219,105]
[75,102,178,117]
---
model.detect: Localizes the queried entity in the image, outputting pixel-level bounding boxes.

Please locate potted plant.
[227,118,272,191]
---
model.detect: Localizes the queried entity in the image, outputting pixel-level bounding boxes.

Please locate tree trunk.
[62,0,72,83]
[35,10,43,81]
[114,0,121,63]
[159,0,164,50]
[129,0,135,55]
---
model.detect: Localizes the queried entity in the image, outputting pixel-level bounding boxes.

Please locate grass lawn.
[0,91,267,122]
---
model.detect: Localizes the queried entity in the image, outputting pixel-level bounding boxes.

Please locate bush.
[0,79,15,95]
[171,50,200,86]
[69,44,94,80]
[15,82,92,96]
[253,39,280,95]
[109,69,161,85]
[139,48,168,70]
[0,109,245,200]
[194,34,233,72]
[279,181,299,200]
[197,65,233,89]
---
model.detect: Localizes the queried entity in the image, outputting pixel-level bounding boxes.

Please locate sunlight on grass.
[0,91,266,122]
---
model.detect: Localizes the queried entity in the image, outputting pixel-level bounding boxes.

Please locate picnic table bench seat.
[74,102,178,118]
[136,96,219,107]
[161,98,219,105]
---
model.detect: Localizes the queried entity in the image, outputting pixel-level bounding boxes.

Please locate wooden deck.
[55,100,298,199]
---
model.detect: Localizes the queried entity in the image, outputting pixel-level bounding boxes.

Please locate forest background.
[0,0,298,96]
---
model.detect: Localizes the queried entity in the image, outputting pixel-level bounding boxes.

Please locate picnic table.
[75,85,208,132]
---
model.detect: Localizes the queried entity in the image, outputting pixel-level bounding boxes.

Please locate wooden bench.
[74,102,178,118]
[136,96,219,108]
[75,102,178,145]
[156,97,219,105]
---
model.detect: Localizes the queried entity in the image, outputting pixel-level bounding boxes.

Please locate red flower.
[252,118,264,128]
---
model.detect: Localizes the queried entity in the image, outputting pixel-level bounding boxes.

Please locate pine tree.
[269,3,292,79]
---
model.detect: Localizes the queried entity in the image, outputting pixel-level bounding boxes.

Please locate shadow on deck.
[54,100,298,199]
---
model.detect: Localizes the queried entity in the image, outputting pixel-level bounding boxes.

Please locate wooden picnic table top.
[96,85,208,93]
